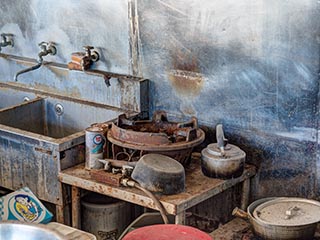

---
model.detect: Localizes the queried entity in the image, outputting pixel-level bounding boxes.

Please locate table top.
[59,160,256,215]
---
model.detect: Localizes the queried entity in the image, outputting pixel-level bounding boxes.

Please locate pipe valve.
[68,45,100,71]
[0,33,14,52]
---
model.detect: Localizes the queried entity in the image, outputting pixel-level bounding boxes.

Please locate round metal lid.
[253,197,320,226]
[202,143,245,160]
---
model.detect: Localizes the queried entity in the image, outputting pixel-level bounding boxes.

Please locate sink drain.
[55,103,64,116]
[23,96,30,102]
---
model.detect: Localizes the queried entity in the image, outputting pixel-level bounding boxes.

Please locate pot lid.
[253,197,320,226]
[202,143,245,160]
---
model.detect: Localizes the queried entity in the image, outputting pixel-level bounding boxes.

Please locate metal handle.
[83,45,99,62]
[83,45,94,51]
[177,117,198,129]
[38,41,48,47]
[232,207,249,220]
[285,206,300,220]
[38,41,56,56]
[216,124,228,156]
[0,33,14,48]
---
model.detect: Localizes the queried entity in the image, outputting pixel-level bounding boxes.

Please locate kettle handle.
[232,207,249,220]
[216,124,228,155]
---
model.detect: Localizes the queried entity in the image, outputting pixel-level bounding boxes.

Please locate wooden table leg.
[71,186,81,229]
[241,178,250,210]
[175,211,186,225]
[56,205,65,224]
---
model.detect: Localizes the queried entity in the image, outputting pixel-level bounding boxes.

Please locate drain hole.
[55,103,64,116]
[23,96,30,102]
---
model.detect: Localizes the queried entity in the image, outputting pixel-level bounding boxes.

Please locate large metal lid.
[253,197,320,226]
[202,143,245,161]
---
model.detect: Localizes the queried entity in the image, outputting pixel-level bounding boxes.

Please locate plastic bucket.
[81,193,133,240]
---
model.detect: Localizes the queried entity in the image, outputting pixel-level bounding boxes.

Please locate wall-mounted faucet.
[14,41,56,82]
[68,45,99,71]
[0,33,14,52]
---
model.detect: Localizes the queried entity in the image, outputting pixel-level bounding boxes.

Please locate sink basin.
[0,86,36,109]
[0,97,122,139]
[0,96,127,207]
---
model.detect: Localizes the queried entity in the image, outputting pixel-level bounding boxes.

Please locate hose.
[121,179,169,224]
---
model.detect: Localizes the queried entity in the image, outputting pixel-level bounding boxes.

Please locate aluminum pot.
[0,221,64,240]
[201,124,245,179]
[233,197,320,240]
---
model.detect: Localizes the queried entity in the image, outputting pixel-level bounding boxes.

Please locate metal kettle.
[201,124,246,179]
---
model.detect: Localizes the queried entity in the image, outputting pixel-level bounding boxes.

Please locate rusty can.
[91,122,111,158]
[85,126,106,170]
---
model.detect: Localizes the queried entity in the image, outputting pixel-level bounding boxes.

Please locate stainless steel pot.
[233,197,320,240]
[0,221,64,240]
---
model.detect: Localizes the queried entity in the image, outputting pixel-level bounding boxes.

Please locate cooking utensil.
[233,197,320,240]
[253,198,320,226]
[201,124,245,179]
[131,153,185,194]
[0,221,64,240]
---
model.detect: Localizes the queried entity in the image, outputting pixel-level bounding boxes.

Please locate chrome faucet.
[14,41,56,81]
[0,33,14,52]
[37,41,57,62]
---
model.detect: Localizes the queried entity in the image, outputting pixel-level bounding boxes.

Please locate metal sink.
[0,97,122,139]
[0,86,36,109]
[0,96,125,207]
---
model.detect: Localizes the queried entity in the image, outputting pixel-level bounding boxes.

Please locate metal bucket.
[81,193,133,240]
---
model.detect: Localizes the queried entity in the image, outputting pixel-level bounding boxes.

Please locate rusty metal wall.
[0,0,149,114]
[137,0,320,199]
[0,0,319,201]
[0,0,150,211]
[0,0,129,74]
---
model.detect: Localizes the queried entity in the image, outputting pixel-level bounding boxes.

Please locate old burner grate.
[107,110,205,166]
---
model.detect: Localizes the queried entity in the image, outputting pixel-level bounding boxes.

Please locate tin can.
[91,122,111,158]
[85,126,106,170]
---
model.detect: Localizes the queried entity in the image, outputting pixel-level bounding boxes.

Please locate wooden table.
[58,161,256,228]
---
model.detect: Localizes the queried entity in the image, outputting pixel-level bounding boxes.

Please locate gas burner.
[107,110,205,166]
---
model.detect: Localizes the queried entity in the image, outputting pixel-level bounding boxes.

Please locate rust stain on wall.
[169,50,204,96]
[33,83,81,98]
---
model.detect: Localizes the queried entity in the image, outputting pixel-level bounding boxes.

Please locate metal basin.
[0,97,122,139]
[0,86,36,109]
[0,96,125,206]
[0,222,64,240]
